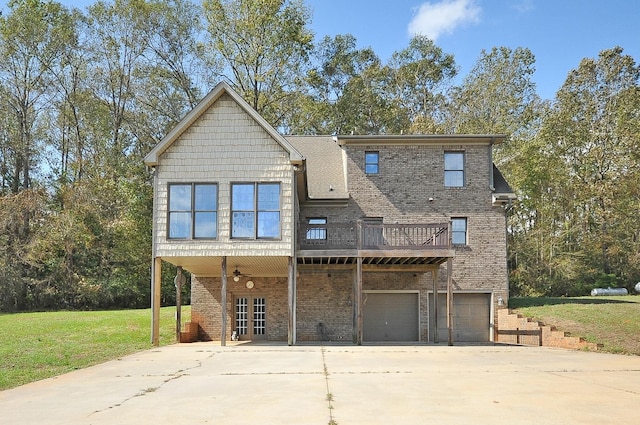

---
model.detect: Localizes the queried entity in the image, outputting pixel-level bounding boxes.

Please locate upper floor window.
[168,183,217,239]
[451,217,467,245]
[232,183,281,239]
[306,217,327,240]
[444,152,464,187]
[365,151,379,174]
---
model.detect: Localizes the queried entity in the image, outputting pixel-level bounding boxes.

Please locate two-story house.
[144,82,516,346]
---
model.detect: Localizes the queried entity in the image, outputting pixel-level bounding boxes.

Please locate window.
[451,218,467,245]
[306,218,327,240]
[232,183,281,239]
[444,152,464,187]
[365,151,379,174]
[168,183,217,239]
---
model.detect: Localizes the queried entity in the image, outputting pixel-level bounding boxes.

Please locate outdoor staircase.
[496,309,601,351]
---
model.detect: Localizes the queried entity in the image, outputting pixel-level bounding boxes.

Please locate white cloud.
[408,0,481,40]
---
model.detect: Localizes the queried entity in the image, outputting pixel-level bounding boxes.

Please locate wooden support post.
[221,256,227,346]
[355,220,364,345]
[433,267,439,343]
[288,256,296,345]
[151,257,162,346]
[175,266,183,343]
[447,258,453,346]
[356,256,363,345]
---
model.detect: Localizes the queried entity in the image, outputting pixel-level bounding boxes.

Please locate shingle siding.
[154,93,294,258]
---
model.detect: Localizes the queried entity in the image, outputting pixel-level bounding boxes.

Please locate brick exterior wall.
[300,142,510,329]
[191,275,289,341]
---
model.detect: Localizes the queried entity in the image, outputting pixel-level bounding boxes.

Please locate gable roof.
[144,81,304,166]
[287,136,349,200]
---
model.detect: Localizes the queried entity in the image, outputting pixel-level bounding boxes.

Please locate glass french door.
[234,296,267,340]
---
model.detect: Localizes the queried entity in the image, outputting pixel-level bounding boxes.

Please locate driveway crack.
[321,346,338,425]
[89,352,214,417]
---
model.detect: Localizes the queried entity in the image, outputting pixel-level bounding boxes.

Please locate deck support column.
[151,257,162,346]
[433,267,439,343]
[355,256,363,345]
[288,256,296,345]
[175,266,184,343]
[221,256,227,346]
[354,220,363,345]
[447,258,453,346]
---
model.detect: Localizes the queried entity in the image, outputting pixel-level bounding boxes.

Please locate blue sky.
[5,0,639,100]
[306,0,640,100]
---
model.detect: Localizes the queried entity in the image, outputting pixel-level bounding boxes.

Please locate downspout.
[489,137,495,191]
[289,162,303,345]
[150,166,159,345]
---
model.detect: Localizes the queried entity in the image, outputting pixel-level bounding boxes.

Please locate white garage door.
[363,292,419,342]
[429,293,491,342]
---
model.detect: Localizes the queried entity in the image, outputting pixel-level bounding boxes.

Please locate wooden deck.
[297,221,454,266]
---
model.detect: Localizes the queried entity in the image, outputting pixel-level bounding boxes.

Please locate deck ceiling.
[159,255,289,277]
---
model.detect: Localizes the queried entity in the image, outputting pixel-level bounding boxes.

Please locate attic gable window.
[444,152,464,187]
[168,183,218,239]
[365,151,379,174]
[232,182,281,239]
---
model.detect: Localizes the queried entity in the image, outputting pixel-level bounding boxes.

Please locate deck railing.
[298,221,450,251]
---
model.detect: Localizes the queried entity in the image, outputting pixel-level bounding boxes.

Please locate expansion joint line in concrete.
[321,346,337,425]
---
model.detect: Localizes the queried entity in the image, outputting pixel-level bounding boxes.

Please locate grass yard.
[510,295,640,355]
[0,306,190,391]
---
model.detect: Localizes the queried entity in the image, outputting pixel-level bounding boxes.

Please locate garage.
[363,292,419,342]
[429,293,491,342]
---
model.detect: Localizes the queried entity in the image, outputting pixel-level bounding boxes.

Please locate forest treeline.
[1,0,639,311]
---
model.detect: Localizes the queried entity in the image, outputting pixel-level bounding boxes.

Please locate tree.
[547,47,640,286]
[202,0,313,127]
[288,34,380,134]
[444,47,538,137]
[510,47,640,295]
[0,0,76,193]
[388,35,457,133]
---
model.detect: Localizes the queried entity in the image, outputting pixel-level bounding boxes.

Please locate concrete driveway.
[1,343,639,425]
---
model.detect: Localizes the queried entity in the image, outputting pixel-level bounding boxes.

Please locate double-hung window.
[444,152,465,187]
[232,183,281,239]
[365,151,379,174]
[451,217,467,245]
[168,183,218,239]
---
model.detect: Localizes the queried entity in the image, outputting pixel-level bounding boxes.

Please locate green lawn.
[510,296,640,355]
[0,306,190,391]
